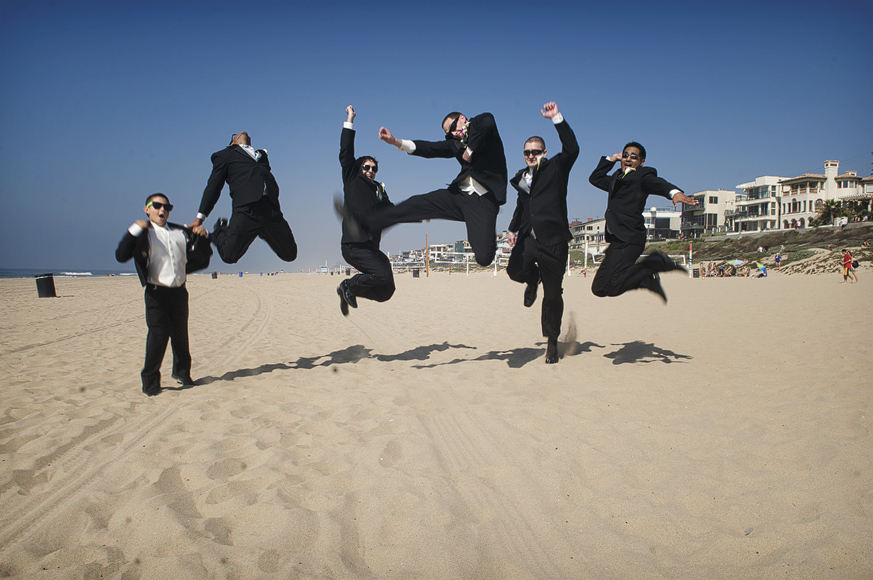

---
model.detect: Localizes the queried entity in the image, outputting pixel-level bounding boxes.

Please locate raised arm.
[340,105,358,183]
[464,112,496,157]
[543,102,579,168]
[588,156,617,192]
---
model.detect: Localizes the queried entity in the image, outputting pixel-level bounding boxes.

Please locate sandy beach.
[0,269,870,579]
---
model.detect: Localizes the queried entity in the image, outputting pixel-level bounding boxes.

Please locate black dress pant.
[342,241,396,302]
[142,284,190,390]
[508,235,568,341]
[591,240,662,297]
[369,188,499,266]
[213,197,297,264]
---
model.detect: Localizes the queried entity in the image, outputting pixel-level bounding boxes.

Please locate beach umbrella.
[729,259,745,266]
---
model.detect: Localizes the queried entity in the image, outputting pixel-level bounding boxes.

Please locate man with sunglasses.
[588,142,698,302]
[506,102,579,364]
[116,193,211,396]
[336,105,396,315]
[190,131,297,265]
[363,110,507,266]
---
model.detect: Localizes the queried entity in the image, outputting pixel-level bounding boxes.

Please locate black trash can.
[211,272,218,279]
[35,273,57,298]
[412,268,420,278]
[345,268,351,276]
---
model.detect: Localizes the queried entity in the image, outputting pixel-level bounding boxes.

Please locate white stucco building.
[681,189,736,238]
[732,176,784,232]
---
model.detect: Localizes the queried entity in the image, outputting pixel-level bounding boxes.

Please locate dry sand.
[0,268,870,579]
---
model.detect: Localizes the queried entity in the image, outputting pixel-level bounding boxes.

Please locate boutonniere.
[379,182,387,193]
[622,167,635,177]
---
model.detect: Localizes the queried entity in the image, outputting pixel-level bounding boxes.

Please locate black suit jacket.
[409,112,507,205]
[198,145,280,217]
[588,157,681,246]
[509,119,579,245]
[116,222,212,287]
[340,127,393,244]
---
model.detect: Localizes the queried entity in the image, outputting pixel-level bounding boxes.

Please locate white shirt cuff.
[129,223,146,235]
[670,189,682,198]
[551,113,564,124]
[197,212,208,221]
[398,139,416,153]
[343,121,354,130]
[465,146,474,158]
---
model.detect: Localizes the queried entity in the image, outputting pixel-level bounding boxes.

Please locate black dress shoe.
[647,273,668,303]
[336,284,349,316]
[651,250,688,274]
[523,281,538,308]
[142,385,163,397]
[339,280,358,309]
[171,374,196,386]
[545,338,559,364]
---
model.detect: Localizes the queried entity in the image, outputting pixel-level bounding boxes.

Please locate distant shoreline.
[0,268,138,279]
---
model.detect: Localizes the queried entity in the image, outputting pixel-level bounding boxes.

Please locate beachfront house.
[681,190,736,238]
[571,217,606,247]
[643,207,681,240]
[732,176,784,233]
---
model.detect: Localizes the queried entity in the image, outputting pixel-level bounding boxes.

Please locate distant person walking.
[588,142,698,302]
[842,249,858,283]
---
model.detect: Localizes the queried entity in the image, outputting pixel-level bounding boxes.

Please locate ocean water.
[0,268,136,279]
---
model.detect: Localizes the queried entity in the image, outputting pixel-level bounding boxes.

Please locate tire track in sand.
[0,286,268,554]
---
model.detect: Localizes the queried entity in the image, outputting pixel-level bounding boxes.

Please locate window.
[709,196,718,204]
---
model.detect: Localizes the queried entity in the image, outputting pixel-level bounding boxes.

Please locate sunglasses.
[622,152,640,160]
[523,149,544,157]
[147,201,174,211]
[361,164,378,173]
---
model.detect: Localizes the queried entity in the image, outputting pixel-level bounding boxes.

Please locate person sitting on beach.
[587,141,698,302]
[116,194,211,396]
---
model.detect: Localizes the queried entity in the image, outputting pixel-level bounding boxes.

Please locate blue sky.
[1,0,870,272]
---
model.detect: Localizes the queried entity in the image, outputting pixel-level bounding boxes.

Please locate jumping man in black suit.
[355,111,507,266]
[337,105,396,315]
[190,132,297,264]
[506,102,579,364]
[116,193,212,396]
[588,142,698,302]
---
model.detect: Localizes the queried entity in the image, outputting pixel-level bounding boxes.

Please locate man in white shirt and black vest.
[116,193,211,396]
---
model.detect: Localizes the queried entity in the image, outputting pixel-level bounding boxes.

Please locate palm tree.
[813,199,841,227]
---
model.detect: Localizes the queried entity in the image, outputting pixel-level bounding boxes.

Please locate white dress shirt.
[130,222,187,287]
[239,144,261,161]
